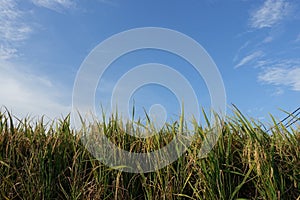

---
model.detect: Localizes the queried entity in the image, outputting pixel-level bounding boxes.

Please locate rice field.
[0,107,299,199]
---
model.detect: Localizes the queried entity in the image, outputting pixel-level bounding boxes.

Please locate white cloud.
[258,67,300,91]
[0,1,73,119]
[0,60,70,119]
[0,0,32,60]
[96,0,118,6]
[263,36,273,43]
[0,0,32,41]
[31,0,75,12]
[250,0,290,29]
[233,40,251,62]
[272,87,284,96]
[234,51,263,68]
[0,45,17,60]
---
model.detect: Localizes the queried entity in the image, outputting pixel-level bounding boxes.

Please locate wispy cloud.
[233,40,251,62]
[249,0,291,29]
[262,36,274,43]
[0,45,17,60]
[239,0,300,94]
[0,1,72,118]
[272,87,284,96]
[258,66,300,91]
[96,0,118,6]
[0,0,32,60]
[31,0,75,12]
[234,51,263,68]
[0,60,70,119]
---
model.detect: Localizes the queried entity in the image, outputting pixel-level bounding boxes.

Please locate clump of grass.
[0,108,299,199]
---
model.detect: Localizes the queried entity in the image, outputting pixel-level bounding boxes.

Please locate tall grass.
[0,108,299,199]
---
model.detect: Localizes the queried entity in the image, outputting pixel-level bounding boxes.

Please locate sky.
[0,0,300,126]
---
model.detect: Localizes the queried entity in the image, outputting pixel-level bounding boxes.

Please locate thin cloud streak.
[0,0,32,60]
[31,0,75,12]
[258,67,300,91]
[234,51,263,68]
[249,0,291,29]
[236,1,300,95]
[0,45,17,60]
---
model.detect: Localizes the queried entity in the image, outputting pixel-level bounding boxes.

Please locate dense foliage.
[0,109,299,199]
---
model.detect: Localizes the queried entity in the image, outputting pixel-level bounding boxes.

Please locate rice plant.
[0,107,299,199]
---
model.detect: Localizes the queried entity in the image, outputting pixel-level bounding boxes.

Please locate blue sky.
[0,0,299,125]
